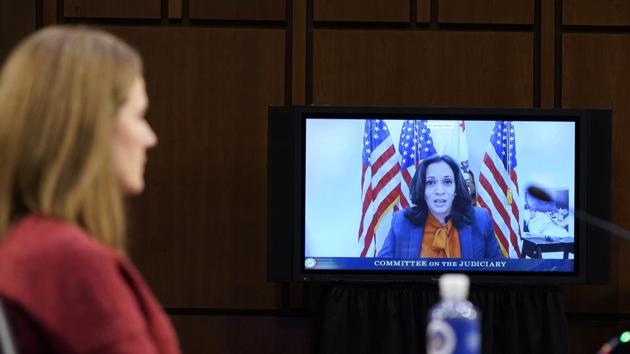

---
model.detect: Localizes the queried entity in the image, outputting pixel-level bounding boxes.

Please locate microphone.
[527,185,630,354]
[526,185,630,242]
[597,331,630,354]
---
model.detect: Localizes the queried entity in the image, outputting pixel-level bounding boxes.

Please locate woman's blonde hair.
[0,26,143,252]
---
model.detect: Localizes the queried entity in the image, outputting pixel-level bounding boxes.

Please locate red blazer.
[0,214,181,354]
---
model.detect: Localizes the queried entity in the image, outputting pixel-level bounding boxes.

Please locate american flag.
[398,120,437,208]
[477,121,523,258]
[358,119,401,257]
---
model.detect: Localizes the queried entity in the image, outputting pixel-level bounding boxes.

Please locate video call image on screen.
[303,118,576,273]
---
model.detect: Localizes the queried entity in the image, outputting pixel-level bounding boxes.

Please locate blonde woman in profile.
[0,26,181,353]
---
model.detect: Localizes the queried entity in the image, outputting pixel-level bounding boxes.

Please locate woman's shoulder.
[471,207,493,224]
[0,214,128,322]
[395,209,421,229]
[472,206,490,217]
[0,215,177,354]
[0,214,118,288]
[2,214,111,258]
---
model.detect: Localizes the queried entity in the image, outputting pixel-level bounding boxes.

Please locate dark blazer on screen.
[377,207,504,259]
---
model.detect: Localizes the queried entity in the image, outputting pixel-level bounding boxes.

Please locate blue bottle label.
[427,318,480,354]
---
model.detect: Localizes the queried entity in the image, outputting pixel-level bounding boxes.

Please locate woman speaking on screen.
[378,155,504,259]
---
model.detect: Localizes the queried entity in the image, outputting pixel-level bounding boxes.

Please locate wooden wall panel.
[313,30,532,106]
[169,0,182,19]
[293,0,307,104]
[438,0,533,24]
[104,26,285,309]
[189,0,285,21]
[0,2,34,63]
[540,0,555,107]
[314,0,409,22]
[562,33,630,313]
[171,315,312,354]
[418,0,432,23]
[564,0,630,26]
[64,0,160,18]
[42,0,57,26]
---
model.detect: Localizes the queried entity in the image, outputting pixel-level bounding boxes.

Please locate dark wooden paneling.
[313,30,532,106]
[0,2,34,62]
[293,0,307,104]
[42,0,57,26]
[189,0,285,21]
[439,0,533,24]
[64,0,160,19]
[540,0,554,107]
[314,0,409,22]
[562,33,630,313]
[105,26,285,309]
[564,0,630,26]
[169,0,182,19]
[171,315,312,354]
[418,0,432,23]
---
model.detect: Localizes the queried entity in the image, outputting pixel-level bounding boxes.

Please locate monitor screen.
[303,117,576,274]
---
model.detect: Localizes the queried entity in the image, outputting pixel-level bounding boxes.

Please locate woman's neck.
[429,211,449,225]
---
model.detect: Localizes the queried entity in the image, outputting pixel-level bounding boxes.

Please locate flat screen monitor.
[267,106,612,283]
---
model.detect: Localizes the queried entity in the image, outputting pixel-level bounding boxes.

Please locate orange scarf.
[420,213,461,258]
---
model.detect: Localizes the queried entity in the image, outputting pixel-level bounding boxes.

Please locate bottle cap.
[439,273,470,300]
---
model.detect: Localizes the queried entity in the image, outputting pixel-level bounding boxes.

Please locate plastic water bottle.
[426,274,481,354]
